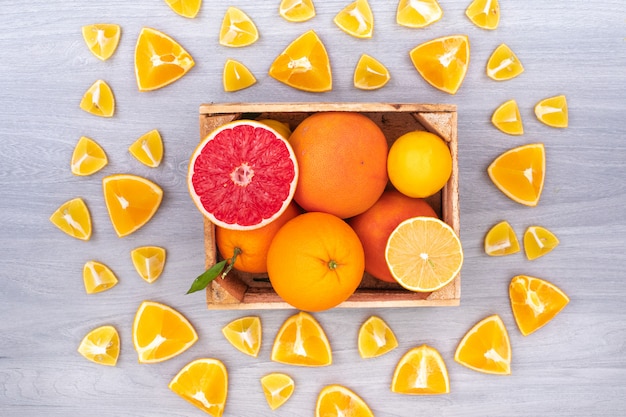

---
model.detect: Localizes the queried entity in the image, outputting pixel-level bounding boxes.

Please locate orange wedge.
[83,260,118,294]
[134,27,195,92]
[509,275,570,336]
[131,246,166,283]
[465,0,499,30]
[219,7,259,47]
[223,59,257,92]
[102,174,163,237]
[353,54,390,90]
[396,0,443,28]
[129,129,163,168]
[333,0,374,39]
[357,316,398,358]
[81,24,121,61]
[260,373,295,410]
[487,143,545,207]
[169,358,227,417]
[523,225,559,260]
[409,35,470,95]
[71,136,108,176]
[279,0,316,22]
[316,385,374,417]
[268,30,332,92]
[455,314,511,375]
[385,217,463,292]
[163,0,201,18]
[271,311,332,366]
[80,80,115,117]
[491,99,523,135]
[49,197,92,241]
[132,300,198,363]
[484,220,520,256]
[391,345,450,394]
[535,95,568,128]
[77,325,120,366]
[222,316,262,357]
[487,43,524,81]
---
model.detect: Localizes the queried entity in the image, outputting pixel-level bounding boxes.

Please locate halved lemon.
[510,275,569,336]
[221,316,262,357]
[535,95,568,128]
[169,358,227,417]
[49,197,92,241]
[71,136,108,176]
[396,0,443,28]
[260,373,295,410]
[353,54,390,90]
[391,345,450,394]
[523,225,559,260]
[271,311,332,366]
[333,0,374,39]
[129,129,163,168]
[130,246,166,283]
[315,385,373,417]
[81,24,121,61]
[409,35,470,94]
[163,0,201,18]
[484,220,520,256]
[79,80,115,117]
[219,7,259,47]
[465,0,499,30]
[357,315,398,358]
[77,325,120,366]
[83,260,118,294]
[491,99,523,135]
[454,314,511,375]
[487,43,524,81]
[223,59,257,92]
[279,0,316,22]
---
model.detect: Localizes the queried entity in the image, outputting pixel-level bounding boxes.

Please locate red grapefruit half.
[188,120,298,230]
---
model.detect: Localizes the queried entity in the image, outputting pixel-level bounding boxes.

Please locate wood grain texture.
[1,0,625,416]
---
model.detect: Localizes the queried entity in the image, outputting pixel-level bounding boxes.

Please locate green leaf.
[186,260,227,294]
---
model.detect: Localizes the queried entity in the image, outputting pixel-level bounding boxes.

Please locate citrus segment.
[279,0,316,22]
[260,373,295,410]
[315,385,374,417]
[409,35,470,94]
[102,174,163,237]
[353,54,390,90]
[487,143,545,207]
[81,24,121,60]
[491,99,523,135]
[391,345,450,394]
[169,358,227,417]
[333,0,374,39]
[454,314,511,375]
[523,226,559,260]
[131,246,166,283]
[534,95,568,128]
[358,316,398,358]
[134,27,195,92]
[396,0,443,28]
[509,275,570,336]
[268,30,332,92]
[49,197,92,241]
[487,43,524,81]
[271,311,332,366]
[484,220,520,256]
[71,136,108,176]
[222,59,256,92]
[77,325,120,366]
[465,0,499,30]
[83,260,118,294]
[221,316,262,357]
[132,300,198,364]
[80,80,115,117]
[129,129,163,168]
[164,0,202,18]
[219,7,259,47]
[188,120,298,230]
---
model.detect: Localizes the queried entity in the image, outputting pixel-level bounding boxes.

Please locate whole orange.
[267,212,365,311]
[216,202,301,273]
[289,112,388,218]
[348,190,437,283]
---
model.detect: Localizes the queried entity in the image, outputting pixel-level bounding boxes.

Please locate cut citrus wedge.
[487,143,545,207]
[316,385,374,417]
[487,43,524,81]
[465,0,499,30]
[357,316,398,358]
[333,0,374,39]
[49,197,92,241]
[523,225,559,260]
[71,136,108,176]
[129,129,163,168]
[260,373,295,410]
[271,311,332,366]
[102,174,163,237]
[268,30,332,92]
[131,246,166,283]
[454,314,511,375]
[396,0,443,28]
[164,0,201,18]
[223,59,256,92]
[77,325,120,366]
[353,54,390,90]
[132,300,198,364]
[222,316,262,357]
[535,95,568,128]
[509,275,570,336]
[219,7,259,47]
[391,345,450,395]
[169,358,227,417]
[491,99,523,135]
[409,35,470,95]
[385,217,463,292]
[81,24,121,61]
[484,220,520,256]
[134,27,195,92]
[279,0,316,22]
[80,80,115,117]
[83,260,118,294]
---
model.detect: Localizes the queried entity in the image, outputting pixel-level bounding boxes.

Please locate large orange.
[348,190,437,282]
[289,112,388,219]
[267,212,365,311]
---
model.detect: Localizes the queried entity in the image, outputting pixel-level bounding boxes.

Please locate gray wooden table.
[2,1,625,416]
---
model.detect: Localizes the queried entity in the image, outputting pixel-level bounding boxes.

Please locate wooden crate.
[199,102,460,309]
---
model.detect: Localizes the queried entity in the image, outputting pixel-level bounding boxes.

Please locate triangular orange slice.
[260,373,295,410]
[353,54,390,90]
[333,0,374,39]
[491,99,523,135]
[77,325,120,366]
[71,136,108,176]
[357,316,398,358]
[83,260,118,294]
[169,358,227,416]
[223,59,257,92]
[487,43,524,81]
[391,345,450,394]
[454,314,511,375]
[535,95,568,128]
[315,385,374,417]
[279,0,316,22]
[396,0,443,28]
[219,7,259,47]
[409,35,470,94]
[484,220,520,256]
[80,80,115,117]
[523,225,559,260]
[130,246,166,283]
[164,0,202,18]
[465,0,500,30]
[221,316,262,357]
[49,197,92,241]
[81,24,121,60]
[129,129,163,168]
[271,311,332,366]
